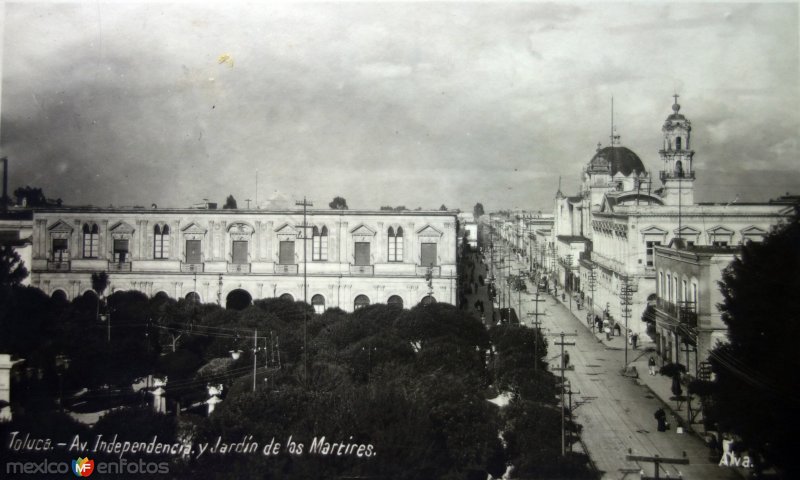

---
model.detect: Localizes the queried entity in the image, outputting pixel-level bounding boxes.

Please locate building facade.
[652,242,737,378]
[550,96,795,335]
[30,208,458,311]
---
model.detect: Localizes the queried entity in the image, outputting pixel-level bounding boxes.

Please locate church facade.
[551,96,794,335]
[29,208,458,311]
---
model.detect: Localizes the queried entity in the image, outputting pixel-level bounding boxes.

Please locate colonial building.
[652,241,737,378]
[29,207,458,311]
[551,96,795,334]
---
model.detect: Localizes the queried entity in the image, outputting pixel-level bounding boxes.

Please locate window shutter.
[354,242,370,266]
[279,241,295,265]
[186,240,202,264]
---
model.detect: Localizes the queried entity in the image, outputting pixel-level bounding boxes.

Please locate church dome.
[589,146,645,176]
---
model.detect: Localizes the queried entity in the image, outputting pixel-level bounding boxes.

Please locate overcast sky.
[1,1,798,211]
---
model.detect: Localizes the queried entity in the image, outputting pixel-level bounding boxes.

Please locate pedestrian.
[648,356,656,376]
[654,408,668,432]
[614,323,621,337]
[632,333,639,350]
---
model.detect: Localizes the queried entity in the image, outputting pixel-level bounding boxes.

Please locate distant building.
[30,207,458,311]
[550,96,795,334]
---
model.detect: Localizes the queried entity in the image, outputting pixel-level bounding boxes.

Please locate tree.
[223,194,237,209]
[439,204,448,211]
[0,244,28,287]
[709,208,800,477]
[329,196,348,210]
[90,271,109,297]
[473,202,485,219]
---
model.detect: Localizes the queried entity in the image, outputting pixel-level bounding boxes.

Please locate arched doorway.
[420,295,436,306]
[387,295,404,309]
[354,295,370,310]
[51,289,68,303]
[226,289,252,310]
[185,292,201,304]
[311,294,325,314]
[279,293,295,302]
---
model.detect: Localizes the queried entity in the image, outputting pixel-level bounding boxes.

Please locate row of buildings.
[495,96,796,376]
[2,207,460,312]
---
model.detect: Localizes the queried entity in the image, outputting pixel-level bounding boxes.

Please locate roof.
[589,146,646,176]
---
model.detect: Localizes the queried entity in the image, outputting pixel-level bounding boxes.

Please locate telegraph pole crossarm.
[627,451,689,480]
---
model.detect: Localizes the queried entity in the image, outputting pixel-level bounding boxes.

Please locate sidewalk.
[552,291,711,444]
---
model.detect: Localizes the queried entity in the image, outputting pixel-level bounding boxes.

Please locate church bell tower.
[659,95,695,206]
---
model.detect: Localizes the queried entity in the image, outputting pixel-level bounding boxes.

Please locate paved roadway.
[490,251,740,480]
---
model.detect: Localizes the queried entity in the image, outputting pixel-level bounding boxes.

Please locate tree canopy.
[710,207,800,477]
[473,202,485,219]
[223,194,238,209]
[0,244,28,288]
[329,196,349,210]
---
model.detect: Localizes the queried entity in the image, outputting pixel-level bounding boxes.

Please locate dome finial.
[672,93,681,113]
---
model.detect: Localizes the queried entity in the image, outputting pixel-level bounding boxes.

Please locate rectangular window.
[712,240,728,247]
[186,240,202,264]
[155,233,170,259]
[646,240,661,267]
[312,235,328,261]
[354,242,370,266]
[232,241,248,264]
[113,239,129,263]
[388,237,397,262]
[83,233,99,258]
[53,238,68,261]
[421,243,437,267]
[667,274,672,302]
[279,241,295,265]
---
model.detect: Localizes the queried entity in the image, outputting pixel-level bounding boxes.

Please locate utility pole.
[295,197,313,386]
[626,451,689,480]
[551,331,577,455]
[564,380,580,452]
[565,253,573,310]
[252,328,258,392]
[620,276,635,365]
[527,285,547,371]
[588,266,597,323]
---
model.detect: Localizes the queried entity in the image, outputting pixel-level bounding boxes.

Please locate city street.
[498,250,740,480]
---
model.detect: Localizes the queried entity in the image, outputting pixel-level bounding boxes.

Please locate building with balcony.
[550,96,795,334]
[652,242,738,378]
[29,208,458,311]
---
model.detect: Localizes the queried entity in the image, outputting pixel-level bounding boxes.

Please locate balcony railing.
[274,264,298,274]
[415,265,441,277]
[108,261,132,272]
[47,260,70,271]
[350,264,374,275]
[656,297,678,316]
[181,263,204,273]
[227,263,251,273]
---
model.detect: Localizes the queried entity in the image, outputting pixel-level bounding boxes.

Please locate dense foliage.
[2,282,596,478]
[710,208,800,478]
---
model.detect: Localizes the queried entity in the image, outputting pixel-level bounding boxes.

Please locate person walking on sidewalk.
[648,356,657,376]
[654,407,668,432]
[632,333,639,350]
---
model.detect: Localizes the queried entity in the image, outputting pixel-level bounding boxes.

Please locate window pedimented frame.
[416,224,443,238]
[740,225,766,244]
[640,225,668,244]
[275,223,299,241]
[48,220,73,240]
[350,224,376,242]
[707,225,734,244]
[109,221,136,240]
[181,222,207,241]
[227,222,254,241]
[673,225,700,243]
